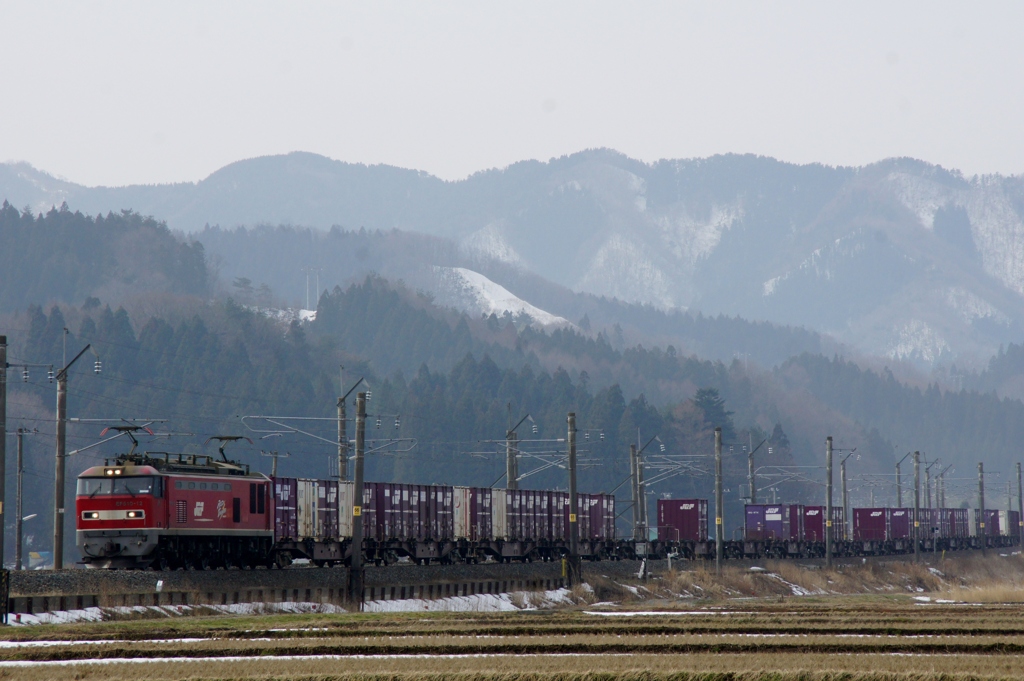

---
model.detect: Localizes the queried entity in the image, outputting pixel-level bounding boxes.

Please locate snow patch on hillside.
[577,234,675,308]
[945,287,1010,326]
[433,267,570,328]
[887,171,1024,296]
[886,320,949,363]
[460,224,523,265]
[657,203,742,265]
[961,179,1024,296]
[886,171,952,228]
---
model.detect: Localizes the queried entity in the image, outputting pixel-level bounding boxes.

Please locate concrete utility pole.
[895,451,912,508]
[840,455,849,541]
[979,462,986,556]
[349,392,366,608]
[1017,462,1023,548]
[337,396,348,481]
[506,430,518,491]
[53,343,91,570]
[825,436,833,570]
[629,444,639,540]
[53,371,67,571]
[0,335,6,572]
[896,461,902,507]
[715,427,723,575]
[15,429,24,571]
[567,412,581,586]
[637,446,647,538]
[913,452,920,562]
[925,465,932,508]
[748,432,756,504]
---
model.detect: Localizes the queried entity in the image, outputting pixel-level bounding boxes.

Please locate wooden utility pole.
[715,427,723,575]
[348,392,366,608]
[825,437,833,569]
[567,412,580,586]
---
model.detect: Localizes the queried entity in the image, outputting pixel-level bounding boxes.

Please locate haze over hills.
[4,150,1024,365]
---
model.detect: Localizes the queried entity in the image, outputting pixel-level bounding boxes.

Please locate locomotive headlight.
[105,470,113,476]
[126,511,137,518]
[83,512,99,520]
[114,469,122,475]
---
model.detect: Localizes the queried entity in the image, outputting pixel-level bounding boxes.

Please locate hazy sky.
[2,2,1023,187]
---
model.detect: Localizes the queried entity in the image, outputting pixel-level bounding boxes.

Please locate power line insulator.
[375,417,381,429]
[94,360,102,374]
[47,368,54,383]
[21,368,28,382]
[394,416,400,429]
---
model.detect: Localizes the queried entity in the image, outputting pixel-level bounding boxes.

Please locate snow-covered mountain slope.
[432,267,570,328]
[5,151,1024,364]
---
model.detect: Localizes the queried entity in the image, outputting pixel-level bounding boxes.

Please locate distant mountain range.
[5,150,1024,365]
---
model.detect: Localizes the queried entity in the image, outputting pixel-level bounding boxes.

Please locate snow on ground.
[8,601,347,626]
[435,267,571,328]
[364,587,578,613]
[8,589,581,624]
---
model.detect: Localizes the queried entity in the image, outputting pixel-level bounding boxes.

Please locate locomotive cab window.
[77,476,161,497]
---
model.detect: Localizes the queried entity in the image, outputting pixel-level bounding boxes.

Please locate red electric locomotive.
[76,449,272,569]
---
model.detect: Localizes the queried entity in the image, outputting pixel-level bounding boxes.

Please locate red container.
[802,506,825,541]
[552,491,568,541]
[273,477,298,541]
[657,498,708,542]
[853,508,887,541]
[786,505,804,541]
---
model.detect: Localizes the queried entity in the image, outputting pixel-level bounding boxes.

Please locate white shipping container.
[492,488,508,539]
[453,486,471,539]
[1000,510,1010,537]
[338,481,354,537]
[967,509,978,537]
[297,478,320,539]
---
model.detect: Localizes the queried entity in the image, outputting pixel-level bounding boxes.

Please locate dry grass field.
[3,553,1024,680]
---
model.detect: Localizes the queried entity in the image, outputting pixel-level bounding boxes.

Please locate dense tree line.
[0,201,209,313]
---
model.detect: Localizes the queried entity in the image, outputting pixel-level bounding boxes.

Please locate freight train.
[76,451,1020,569]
